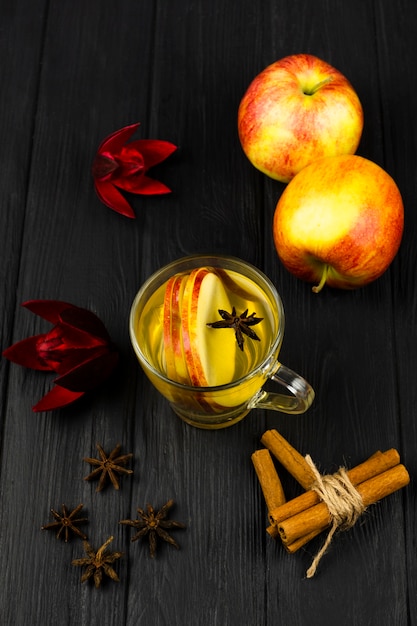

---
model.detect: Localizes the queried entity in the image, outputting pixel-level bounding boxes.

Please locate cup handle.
[248,363,315,414]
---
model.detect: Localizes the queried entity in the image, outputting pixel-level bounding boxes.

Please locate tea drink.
[131,263,282,426]
[130,255,314,428]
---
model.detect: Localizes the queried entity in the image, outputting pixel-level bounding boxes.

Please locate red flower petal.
[94,180,136,218]
[41,325,105,355]
[2,335,52,370]
[115,149,145,180]
[32,386,85,412]
[92,154,119,180]
[44,347,99,375]
[96,122,140,155]
[23,300,75,324]
[113,174,147,194]
[127,140,177,169]
[131,175,172,195]
[54,348,119,391]
[59,307,111,342]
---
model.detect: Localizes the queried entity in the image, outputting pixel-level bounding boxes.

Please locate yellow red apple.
[272,154,404,292]
[238,53,364,182]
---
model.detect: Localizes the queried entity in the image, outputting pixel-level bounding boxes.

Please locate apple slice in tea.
[181,268,237,387]
[163,273,191,385]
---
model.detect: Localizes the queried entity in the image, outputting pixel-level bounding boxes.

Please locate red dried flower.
[92,122,177,218]
[2,300,118,412]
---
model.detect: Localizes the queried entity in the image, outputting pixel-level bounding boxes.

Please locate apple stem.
[312,265,329,293]
[305,76,333,96]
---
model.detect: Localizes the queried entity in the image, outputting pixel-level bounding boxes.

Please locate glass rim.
[129,254,285,392]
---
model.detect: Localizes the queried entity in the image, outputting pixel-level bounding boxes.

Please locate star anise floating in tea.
[41,503,88,542]
[119,499,185,558]
[71,535,123,588]
[83,443,133,491]
[206,306,263,351]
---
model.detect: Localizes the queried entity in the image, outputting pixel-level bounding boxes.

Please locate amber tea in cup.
[129,255,314,428]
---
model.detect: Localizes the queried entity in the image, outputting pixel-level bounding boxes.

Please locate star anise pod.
[119,499,185,558]
[83,443,133,492]
[71,535,123,588]
[41,503,88,542]
[206,306,263,351]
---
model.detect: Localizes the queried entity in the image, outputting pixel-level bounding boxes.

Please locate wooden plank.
[373,1,417,623]
[0,1,48,413]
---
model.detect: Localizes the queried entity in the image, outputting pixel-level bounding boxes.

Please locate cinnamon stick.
[283,529,324,553]
[251,449,286,514]
[268,448,400,527]
[260,429,317,490]
[278,463,410,549]
[278,451,405,551]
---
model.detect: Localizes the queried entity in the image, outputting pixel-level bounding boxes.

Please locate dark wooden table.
[1,1,416,624]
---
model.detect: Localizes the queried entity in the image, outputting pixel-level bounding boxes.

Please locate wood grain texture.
[0,0,415,624]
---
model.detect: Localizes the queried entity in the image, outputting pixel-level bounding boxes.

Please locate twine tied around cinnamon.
[304,454,367,578]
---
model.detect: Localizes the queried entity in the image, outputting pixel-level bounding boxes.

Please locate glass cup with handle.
[129,255,314,429]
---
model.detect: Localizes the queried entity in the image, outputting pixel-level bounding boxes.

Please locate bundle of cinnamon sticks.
[252,429,410,558]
